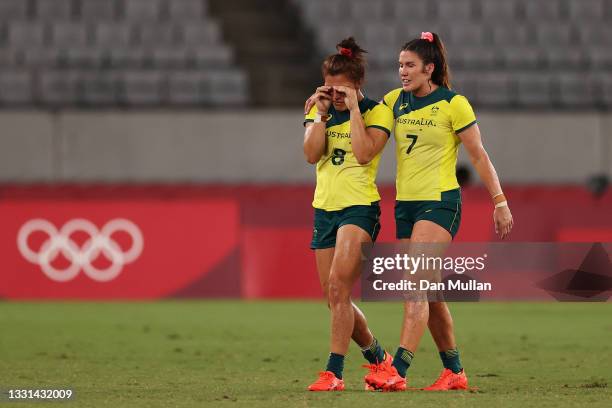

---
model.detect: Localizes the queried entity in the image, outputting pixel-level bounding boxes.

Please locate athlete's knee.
[403,298,429,319]
[328,276,351,306]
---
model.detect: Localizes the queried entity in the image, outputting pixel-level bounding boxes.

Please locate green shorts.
[395,189,461,239]
[311,202,381,249]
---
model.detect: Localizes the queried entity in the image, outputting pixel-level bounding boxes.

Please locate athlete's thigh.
[315,247,335,296]
[411,219,452,243]
[330,224,372,284]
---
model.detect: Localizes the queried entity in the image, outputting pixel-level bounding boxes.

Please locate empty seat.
[580,26,612,45]
[167,71,208,104]
[491,25,532,46]
[392,0,430,19]
[568,0,605,20]
[499,46,542,68]
[364,25,396,50]
[299,0,345,24]
[191,46,233,67]
[0,70,32,103]
[63,47,108,68]
[450,47,498,69]
[137,24,179,46]
[352,1,386,20]
[120,71,165,105]
[600,74,612,107]
[109,48,148,68]
[544,48,588,68]
[22,48,62,67]
[168,0,207,19]
[589,47,612,69]
[8,22,48,47]
[181,22,222,46]
[152,48,190,68]
[0,49,19,67]
[535,25,575,46]
[524,0,565,20]
[33,0,74,20]
[37,71,81,104]
[434,0,475,20]
[79,0,117,20]
[475,72,514,106]
[558,74,597,107]
[52,22,90,47]
[80,71,119,105]
[207,70,248,105]
[448,25,486,46]
[0,0,29,20]
[94,23,134,47]
[480,0,519,20]
[122,0,163,20]
[516,73,553,107]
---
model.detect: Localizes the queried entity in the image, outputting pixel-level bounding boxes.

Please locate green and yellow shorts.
[395,189,461,239]
[311,202,381,249]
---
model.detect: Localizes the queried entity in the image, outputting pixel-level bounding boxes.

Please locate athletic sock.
[392,347,414,378]
[325,352,345,379]
[439,348,462,374]
[361,337,385,364]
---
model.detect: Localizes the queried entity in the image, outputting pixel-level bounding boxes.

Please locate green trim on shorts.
[311,202,381,249]
[395,189,462,239]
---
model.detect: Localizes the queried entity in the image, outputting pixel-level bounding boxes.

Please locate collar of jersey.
[401,87,455,113]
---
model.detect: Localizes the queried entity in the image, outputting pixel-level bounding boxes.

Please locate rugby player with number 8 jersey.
[303,38,395,391]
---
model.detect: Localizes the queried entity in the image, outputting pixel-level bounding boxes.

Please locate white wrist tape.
[495,200,508,208]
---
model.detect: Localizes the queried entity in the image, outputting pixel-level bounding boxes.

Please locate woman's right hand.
[305,86,331,114]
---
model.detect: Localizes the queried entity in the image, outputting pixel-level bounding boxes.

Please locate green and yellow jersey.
[305,97,394,211]
[383,87,476,201]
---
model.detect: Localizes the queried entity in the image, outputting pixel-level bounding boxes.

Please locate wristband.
[495,200,508,208]
[492,192,504,199]
[314,112,330,123]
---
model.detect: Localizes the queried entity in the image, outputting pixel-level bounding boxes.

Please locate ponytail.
[402,32,451,89]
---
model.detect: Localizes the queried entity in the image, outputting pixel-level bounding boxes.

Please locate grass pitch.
[0,301,610,407]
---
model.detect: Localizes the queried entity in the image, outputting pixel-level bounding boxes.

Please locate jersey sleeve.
[382,88,402,109]
[449,95,477,134]
[365,103,394,137]
[304,105,317,126]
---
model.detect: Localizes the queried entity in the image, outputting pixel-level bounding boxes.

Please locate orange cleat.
[365,362,406,392]
[307,371,345,391]
[363,352,393,391]
[423,368,468,391]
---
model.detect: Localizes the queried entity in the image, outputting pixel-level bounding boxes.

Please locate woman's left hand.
[494,206,513,239]
[333,86,358,111]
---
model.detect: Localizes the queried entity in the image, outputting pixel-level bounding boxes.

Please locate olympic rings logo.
[17,219,144,282]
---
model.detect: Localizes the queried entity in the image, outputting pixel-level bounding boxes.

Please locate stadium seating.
[291,0,612,109]
[0,0,248,107]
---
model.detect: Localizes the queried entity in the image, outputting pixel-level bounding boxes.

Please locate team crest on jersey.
[431,105,439,115]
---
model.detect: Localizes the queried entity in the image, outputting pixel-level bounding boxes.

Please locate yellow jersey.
[305,97,394,211]
[383,87,476,201]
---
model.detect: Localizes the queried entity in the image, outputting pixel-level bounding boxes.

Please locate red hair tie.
[421,32,434,43]
[339,47,353,58]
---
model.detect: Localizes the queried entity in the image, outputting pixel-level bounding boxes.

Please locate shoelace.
[313,371,335,385]
[430,370,452,387]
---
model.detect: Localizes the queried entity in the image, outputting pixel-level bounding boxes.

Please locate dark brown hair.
[321,37,367,84]
[402,32,451,89]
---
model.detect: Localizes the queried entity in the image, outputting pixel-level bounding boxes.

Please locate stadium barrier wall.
[0,110,611,184]
[1,184,611,300]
